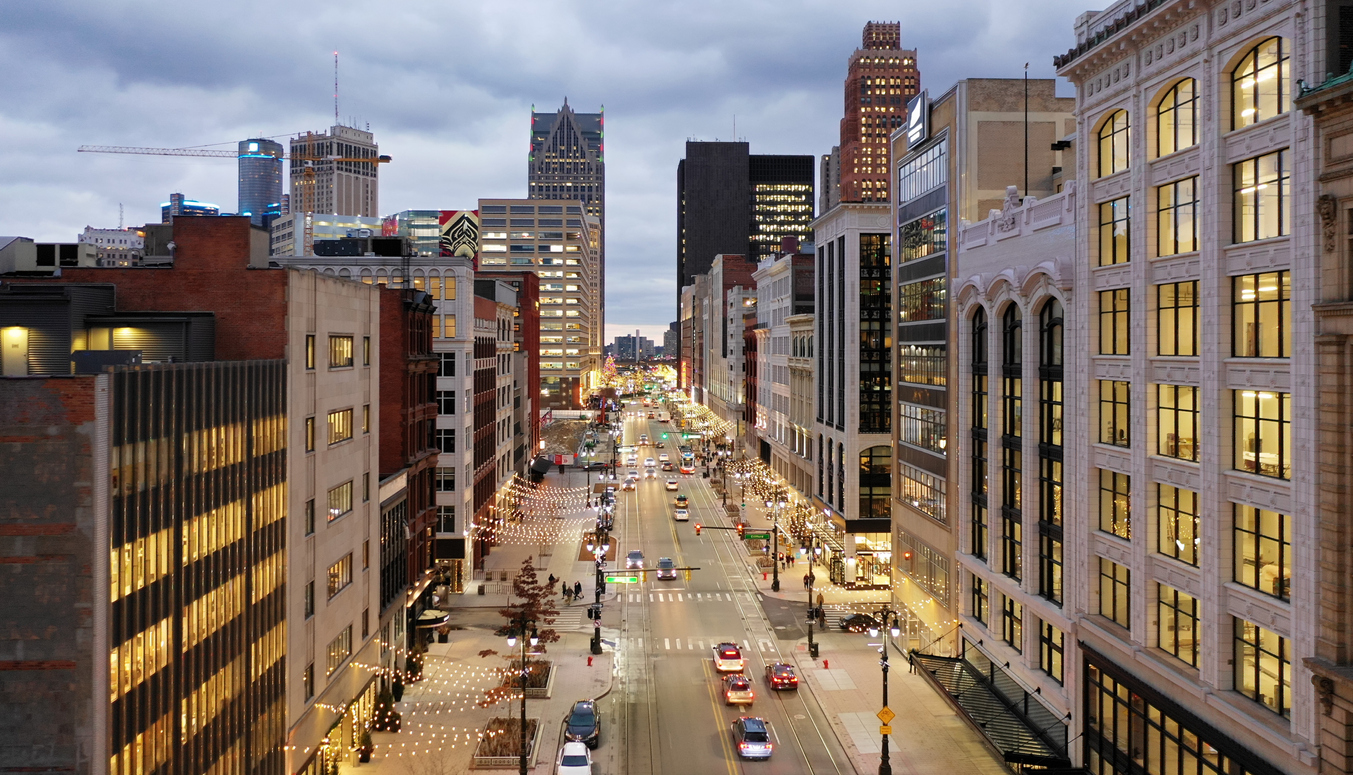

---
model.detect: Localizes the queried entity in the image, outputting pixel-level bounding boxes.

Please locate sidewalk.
[364,628,614,774]
[723,503,1010,775]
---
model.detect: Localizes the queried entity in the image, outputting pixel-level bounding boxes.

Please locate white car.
[556,741,592,775]
[673,508,689,522]
[658,453,670,462]
[665,479,679,491]
[644,457,656,468]
[713,642,745,672]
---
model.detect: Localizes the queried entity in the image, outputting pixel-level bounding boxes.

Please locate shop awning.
[912,652,1072,771]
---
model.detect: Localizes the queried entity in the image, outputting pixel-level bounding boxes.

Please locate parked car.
[564,700,600,748]
[556,741,593,775]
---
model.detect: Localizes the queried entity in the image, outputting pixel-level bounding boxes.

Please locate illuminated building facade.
[238,138,285,228]
[750,156,816,261]
[161,193,220,222]
[838,21,919,203]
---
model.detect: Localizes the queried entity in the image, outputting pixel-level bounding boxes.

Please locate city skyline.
[0,0,1083,336]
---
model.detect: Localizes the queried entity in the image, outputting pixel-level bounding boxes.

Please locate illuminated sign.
[906,91,929,147]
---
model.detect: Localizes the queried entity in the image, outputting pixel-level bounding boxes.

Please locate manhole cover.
[794,714,807,720]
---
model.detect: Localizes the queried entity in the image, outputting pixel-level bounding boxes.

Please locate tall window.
[1157,79,1198,156]
[898,404,946,453]
[1098,110,1130,177]
[859,233,892,434]
[1098,558,1131,629]
[1038,300,1064,605]
[1157,385,1198,461]
[971,574,989,626]
[327,480,353,522]
[858,446,891,519]
[1099,198,1131,265]
[1234,619,1290,718]
[1232,37,1290,129]
[439,352,457,377]
[1158,485,1200,566]
[1099,380,1131,447]
[971,310,989,561]
[1039,622,1065,684]
[1001,306,1022,582]
[1234,390,1291,479]
[437,390,457,415]
[437,505,455,533]
[1158,584,1200,668]
[326,625,353,677]
[1234,149,1290,243]
[1099,289,1130,354]
[304,416,315,452]
[363,336,370,366]
[1098,469,1131,540]
[1002,596,1024,653]
[1157,177,1198,255]
[1157,281,1198,356]
[436,428,456,454]
[1233,270,1291,357]
[435,466,456,492]
[1234,505,1291,600]
[305,334,315,370]
[327,408,353,445]
[327,553,353,599]
[329,335,354,368]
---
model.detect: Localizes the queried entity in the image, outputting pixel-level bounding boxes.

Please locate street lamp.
[505,617,540,775]
[770,493,786,592]
[586,529,610,655]
[805,529,820,659]
[867,608,903,775]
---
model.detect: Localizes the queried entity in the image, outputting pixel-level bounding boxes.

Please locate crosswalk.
[623,636,781,653]
[625,591,753,603]
[551,606,588,630]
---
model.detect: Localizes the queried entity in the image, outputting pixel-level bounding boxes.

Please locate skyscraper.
[238,137,284,227]
[838,21,919,203]
[529,101,605,333]
[289,125,380,217]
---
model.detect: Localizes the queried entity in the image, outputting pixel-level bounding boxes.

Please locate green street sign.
[604,573,640,584]
[743,531,771,541]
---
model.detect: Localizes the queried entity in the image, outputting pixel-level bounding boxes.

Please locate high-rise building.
[238,137,285,228]
[820,146,841,212]
[838,22,918,203]
[529,102,605,332]
[749,155,815,260]
[161,192,220,222]
[289,125,380,217]
[478,197,601,409]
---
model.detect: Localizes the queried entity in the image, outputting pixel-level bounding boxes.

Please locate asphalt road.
[593,406,853,775]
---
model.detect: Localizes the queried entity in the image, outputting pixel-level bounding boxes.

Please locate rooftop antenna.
[118,203,123,230]
[733,114,736,141]
[334,51,339,127]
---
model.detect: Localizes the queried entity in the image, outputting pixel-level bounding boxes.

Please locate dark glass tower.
[238,138,284,228]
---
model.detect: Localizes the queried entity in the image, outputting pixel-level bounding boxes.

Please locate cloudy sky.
[0,0,1085,343]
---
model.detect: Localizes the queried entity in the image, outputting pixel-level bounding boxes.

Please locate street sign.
[877,707,896,725]
[879,725,893,735]
[743,531,770,541]
[604,573,640,583]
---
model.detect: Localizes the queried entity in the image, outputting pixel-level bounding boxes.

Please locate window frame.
[327,408,353,446]
[1098,197,1131,266]
[1156,176,1198,256]
[1097,110,1130,177]
[1157,484,1200,566]
[1231,37,1290,130]
[1156,281,1198,356]
[1233,390,1291,480]
[328,335,354,369]
[1156,79,1198,157]
[1039,621,1065,684]
[1233,149,1290,243]
[1098,289,1130,355]
[1002,595,1023,653]
[326,553,353,599]
[1098,469,1131,540]
[1156,384,1199,461]
[1233,504,1291,600]
[1158,584,1200,668]
[1232,270,1291,358]
[971,574,990,626]
[1098,380,1131,447]
[1234,618,1290,718]
[327,480,354,522]
[1098,557,1131,629]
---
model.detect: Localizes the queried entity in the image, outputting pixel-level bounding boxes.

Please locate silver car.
[626,550,645,569]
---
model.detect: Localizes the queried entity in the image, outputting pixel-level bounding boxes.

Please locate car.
[564,700,600,748]
[673,508,689,521]
[627,470,639,480]
[723,674,755,705]
[621,479,636,491]
[661,461,674,471]
[713,642,745,672]
[626,550,645,569]
[645,468,658,479]
[556,741,593,775]
[665,479,679,491]
[731,717,773,760]
[674,495,689,508]
[639,434,648,444]
[660,416,670,423]
[647,412,656,419]
[656,557,677,580]
[644,457,656,468]
[764,662,799,690]
[658,453,670,462]
[626,457,638,467]
[839,613,881,633]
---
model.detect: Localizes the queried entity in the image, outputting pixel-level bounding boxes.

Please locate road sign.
[877,707,896,725]
[604,573,640,584]
[879,725,893,735]
[743,531,771,541]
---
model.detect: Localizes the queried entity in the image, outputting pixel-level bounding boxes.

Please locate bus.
[679,450,696,474]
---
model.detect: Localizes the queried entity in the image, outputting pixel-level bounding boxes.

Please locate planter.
[524,662,556,700]
[470,717,541,770]
[499,660,555,700]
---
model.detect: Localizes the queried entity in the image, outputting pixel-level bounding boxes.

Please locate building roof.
[0,237,26,252]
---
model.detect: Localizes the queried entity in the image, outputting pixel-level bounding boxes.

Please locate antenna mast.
[334,51,339,127]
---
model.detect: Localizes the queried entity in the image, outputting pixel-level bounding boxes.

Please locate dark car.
[839,613,880,633]
[764,662,799,690]
[731,717,773,759]
[564,700,600,748]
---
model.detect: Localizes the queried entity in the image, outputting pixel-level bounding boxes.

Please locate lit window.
[1234,618,1289,717]
[1098,557,1130,629]
[329,335,354,368]
[1232,38,1289,129]
[1098,198,1130,265]
[1158,485,1200,566]
[1233,504,1290,599]
[1232,271,1290,357]
[1158,585,1199,667]
[1156,79,1198,156]
[1233,150,1290,243]
[1097,110,1130,177]
[1156,177,1197,255]
[1233,390,1290,479]
[327,408,352,445]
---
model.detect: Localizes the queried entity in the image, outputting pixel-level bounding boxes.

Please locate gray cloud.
[0,0,1086,337]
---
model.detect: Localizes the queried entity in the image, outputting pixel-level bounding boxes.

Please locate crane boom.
[77,145,392,164]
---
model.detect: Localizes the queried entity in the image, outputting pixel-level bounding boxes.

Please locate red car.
[764,662,798,690]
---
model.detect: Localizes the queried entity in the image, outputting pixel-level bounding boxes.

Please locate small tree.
[477,556,559,706]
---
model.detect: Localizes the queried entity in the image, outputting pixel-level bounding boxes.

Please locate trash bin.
[808,642,820,659]
[477,584,485,595]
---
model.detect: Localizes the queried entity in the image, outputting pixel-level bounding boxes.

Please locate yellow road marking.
[701,659,740,775]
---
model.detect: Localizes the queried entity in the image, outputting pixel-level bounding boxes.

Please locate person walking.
[547,574,557,588]
[574,581,583,600]
[562,581,569,601]
[816,591,824,609]
[803,573,810,591]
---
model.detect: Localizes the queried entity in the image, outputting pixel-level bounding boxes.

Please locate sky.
[0,0,1088,345]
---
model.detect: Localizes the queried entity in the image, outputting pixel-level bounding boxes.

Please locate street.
[599,409,853,775]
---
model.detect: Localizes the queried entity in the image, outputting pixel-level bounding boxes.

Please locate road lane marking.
[675,638,681,649]
[677,593,684,602]
[664,638,670,650]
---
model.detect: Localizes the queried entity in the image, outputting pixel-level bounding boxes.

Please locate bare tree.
[477,556,560,706]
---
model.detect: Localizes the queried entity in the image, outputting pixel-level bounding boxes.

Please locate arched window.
[1038,298,1065,604]
[1040,299,1064,370]
[1157,79,1198,156]
[1098,110,1130,177]
[1233,38,1289,129]
[970,308,990,561]
[1001,304,1024,581]
[972,307,989,371]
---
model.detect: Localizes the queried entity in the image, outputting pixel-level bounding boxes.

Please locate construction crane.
[78,136,392,253]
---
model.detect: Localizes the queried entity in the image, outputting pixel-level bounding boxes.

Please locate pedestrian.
[803,573,810,590]
[548,574,557,587]
[562,581,569,600]
[816,591,824,609]
[574,581,583,599]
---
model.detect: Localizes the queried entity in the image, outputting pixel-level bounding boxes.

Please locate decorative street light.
[505,616,540,775]
[867,608,903,775]
[586,528,610,655]
[806,529,820,659]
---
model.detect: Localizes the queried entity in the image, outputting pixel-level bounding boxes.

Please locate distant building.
[613,334,654,361]
[289,125,380,217]
[238,137,285,228]
[662,321,679,361]
[161,192,219,222]
[269,213,384,256]
[837,21,918,203]
[78,227,144,266]
[820,146,841,213]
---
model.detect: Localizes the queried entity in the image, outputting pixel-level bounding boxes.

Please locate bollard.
[587,656,593,667]
[823,659,829,669]
[763,571,767,581]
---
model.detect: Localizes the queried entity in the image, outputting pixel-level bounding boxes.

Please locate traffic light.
[737,523,745,539]
[661,433,668,439]
[694,523,702,535]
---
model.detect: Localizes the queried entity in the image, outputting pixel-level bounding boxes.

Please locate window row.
[1097,272,1290,358]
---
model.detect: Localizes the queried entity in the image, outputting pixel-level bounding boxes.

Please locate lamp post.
[806,529,820,659]
[505,617,540,775]
[770,492,785,593]
[586,527,610,655]
[867,608,902,775]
